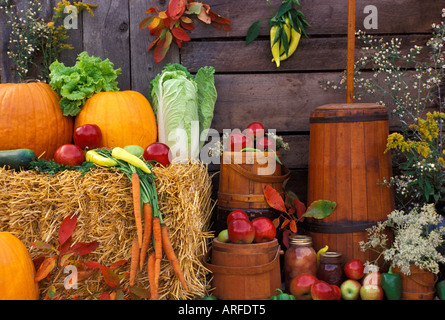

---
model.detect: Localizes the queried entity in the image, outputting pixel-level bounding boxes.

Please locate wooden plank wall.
[1,0,444,207]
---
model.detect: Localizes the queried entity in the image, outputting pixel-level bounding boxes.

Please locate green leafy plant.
[262,184,336,247]
[49,51,121,116]
[360,203,445,276]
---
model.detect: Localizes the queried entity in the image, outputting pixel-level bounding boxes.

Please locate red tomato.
[54,144,85,167]
[245,122,265,140]
[73,124,102,150]
[143,142,172,167]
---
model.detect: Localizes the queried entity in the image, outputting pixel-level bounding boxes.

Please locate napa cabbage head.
[149,64,217,160]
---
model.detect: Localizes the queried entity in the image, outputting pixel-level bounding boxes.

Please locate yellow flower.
[47,22,55,29]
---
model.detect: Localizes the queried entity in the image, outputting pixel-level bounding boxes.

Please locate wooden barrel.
[203,238,282,300]
[215,151,290,233]
[393,265,437,300]
[303,104,394,265]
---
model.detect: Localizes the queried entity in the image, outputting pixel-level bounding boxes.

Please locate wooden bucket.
[215,151,290,233]
[393,265,438,300]
[203,238,282,300]
[303,104,395,264]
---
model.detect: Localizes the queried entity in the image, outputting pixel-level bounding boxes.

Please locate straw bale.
[0,161,215,300]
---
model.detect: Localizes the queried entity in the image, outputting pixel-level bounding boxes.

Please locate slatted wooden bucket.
[203,238,282,300]
[393,265,437,300]
[303,104,395,264]
[215,151,290,233]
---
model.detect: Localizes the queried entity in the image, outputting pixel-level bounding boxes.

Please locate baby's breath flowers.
[0,0,96,82]
[360,203,445,276]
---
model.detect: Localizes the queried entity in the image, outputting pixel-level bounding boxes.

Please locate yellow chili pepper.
[111,147,151,174]
[278,26,301,62]
[270,25,281,68]
[86,150,118,167]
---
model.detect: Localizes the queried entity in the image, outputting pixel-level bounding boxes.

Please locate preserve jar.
[284,235,317,291]
[317,251,344,287]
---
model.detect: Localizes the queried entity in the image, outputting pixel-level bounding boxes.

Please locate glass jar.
[284,235,317,291]
[317,251,344,287]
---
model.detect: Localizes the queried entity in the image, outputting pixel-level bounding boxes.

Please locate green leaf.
[275,1,292,19]
[303,200,336,219]
[246,20,261,45]
[185,2,202,15]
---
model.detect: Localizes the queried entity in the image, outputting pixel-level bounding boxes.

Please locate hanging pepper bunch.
[246,0,309,67]
[139,0,232,63]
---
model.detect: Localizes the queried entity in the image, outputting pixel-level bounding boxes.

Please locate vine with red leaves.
[139,0,232,63]
[32,214,148,300]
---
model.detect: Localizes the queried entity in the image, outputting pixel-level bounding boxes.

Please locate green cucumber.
[0,149,37,170]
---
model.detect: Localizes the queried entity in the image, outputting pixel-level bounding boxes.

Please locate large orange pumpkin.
[0,82,73,159]
[74,91,157,149]
[0,232,39,300]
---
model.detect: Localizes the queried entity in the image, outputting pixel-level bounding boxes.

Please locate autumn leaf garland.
[139,0,232,63]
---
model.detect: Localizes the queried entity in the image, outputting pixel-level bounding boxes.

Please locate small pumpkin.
[0,82,74,160]
[74,91,157,149]
[0,232,39,300]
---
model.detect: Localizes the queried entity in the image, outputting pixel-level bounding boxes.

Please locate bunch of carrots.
[92,148,188,299]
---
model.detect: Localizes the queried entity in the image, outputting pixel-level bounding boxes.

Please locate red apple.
[289,273,318,300]
[311,280,336,300]
[360,284,384,300]
[227,132,254,152]
[362,271,381,287]
[226,210,249,226]
[331,285,341,300]
[73,124,102,150]
[245,122,265,140]
[344,259,365,280]
[251,217,276,243]
[54,144,85,167]
[256,137,276,151]
[143,142,172,167]
[227,219,255,244]
[340,279,361,300]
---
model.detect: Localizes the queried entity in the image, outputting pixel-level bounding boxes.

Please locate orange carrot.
[131,173,143,248]
[161,224,188,291]
[147,252,158,300]
[139,202,153,270]
[152,217,162,260]
[129,237,140,286]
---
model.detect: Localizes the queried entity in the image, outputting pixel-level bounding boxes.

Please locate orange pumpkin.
[0,232,39,300]
[0,82,73,159]
[74,91,157,149]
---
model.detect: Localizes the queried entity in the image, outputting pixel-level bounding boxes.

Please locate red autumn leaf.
[173,37,184,49]
[280,218,290,229]
[167,0,186,20]
[33,256,46,272]
[99,292,111,300]
[154,37,170,63]
[146,7,158,15]
[59,253,74,267]
[100,266,121,288]
[58,236,73,255]
[197,3,211,24]
[180,19,195,31]
[147,35,161,52]
[171,26,190,42]
[110,259,128,269]
[294,198,307,221]
[282,229,296,248]
[263,184,287,213]
[272,217,280,229]
[31,240,55,251]
[35,256,57,282]
[208,10,232,25]
[77,269,97,282]
[59,214,77,247]
[84,261,102,269]
[289,219,297,233]
[164,29,173,49]
[68,241,99,256]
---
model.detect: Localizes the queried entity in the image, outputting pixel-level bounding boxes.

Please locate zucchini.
[0,149,37,170]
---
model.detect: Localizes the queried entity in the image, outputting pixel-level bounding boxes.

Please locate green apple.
[217,229,230,243]
[340,279,361,300]
[124,145,144,158]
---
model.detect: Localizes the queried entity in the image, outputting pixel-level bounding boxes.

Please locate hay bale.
[0,162,215,300]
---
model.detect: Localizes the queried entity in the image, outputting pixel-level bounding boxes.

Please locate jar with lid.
[316,251,344,287]
[284,235,317,291]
